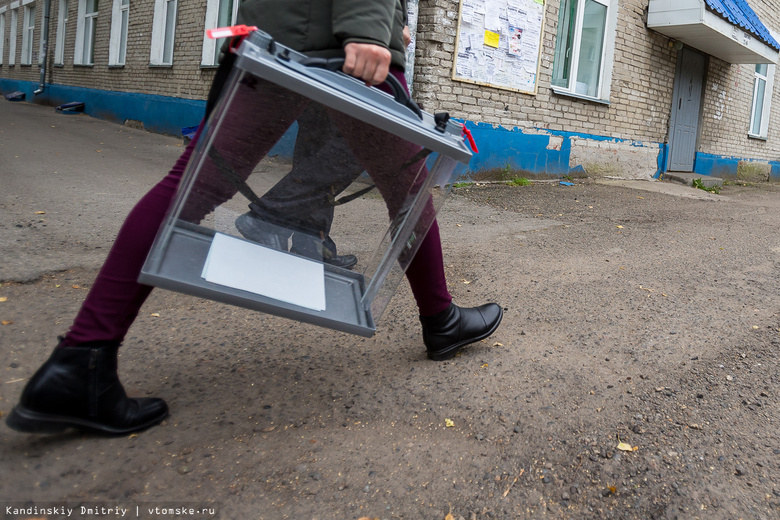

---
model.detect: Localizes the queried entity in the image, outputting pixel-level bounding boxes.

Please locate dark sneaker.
[235,212,290,250]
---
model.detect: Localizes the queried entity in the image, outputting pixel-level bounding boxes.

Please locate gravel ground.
[2,171,780,519]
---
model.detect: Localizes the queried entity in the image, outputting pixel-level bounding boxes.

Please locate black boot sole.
[6,405,168,435]
[427,307,504,361]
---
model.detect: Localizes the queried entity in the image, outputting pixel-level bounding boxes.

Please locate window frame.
[54,0,69,65]
[150,0,177,66]
[108,0,129,65]
[74,0,99,66]
[0,8,6,66]
[551,0,618,103]
[748,63,775,140]
[8,3,19,66]
[201,0,237,67]
[21,0,35,65]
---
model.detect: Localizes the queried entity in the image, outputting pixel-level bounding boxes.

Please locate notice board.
[453,0,546,95]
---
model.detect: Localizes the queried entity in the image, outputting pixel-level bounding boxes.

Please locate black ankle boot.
[6,341,168,435]
[420,303,503,361]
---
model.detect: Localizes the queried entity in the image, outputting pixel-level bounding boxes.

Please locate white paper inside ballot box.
[201,232,326,311]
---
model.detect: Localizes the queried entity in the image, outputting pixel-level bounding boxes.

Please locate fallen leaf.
[445,418,454,428]
[456,224,462,227]
[493,342,503,347]
[55,284,61,288]
[2,321,13,326]
[71,285,80,289]
[445,515,454,520]
[637,196,644,199]
[616,225,624,229]
[481,363,488,368]
[128,433,138,439]
[608,485,617,493]
[0,297,7,302]
[150,313,161,318]
[460,279,471,284]
[617,442,634,452]
[35,211,46,215]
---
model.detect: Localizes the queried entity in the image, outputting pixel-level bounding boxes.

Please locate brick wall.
[412,0,780,177]
[0,0,216,99]
[698,0,780,164]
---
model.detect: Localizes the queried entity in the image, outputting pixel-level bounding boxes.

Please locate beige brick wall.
[0,0,216,99]
[412,0,780,176]
[698,0,780,163]
[414,0,675,141]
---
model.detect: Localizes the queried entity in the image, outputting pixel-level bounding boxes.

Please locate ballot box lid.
[233,30,473,165]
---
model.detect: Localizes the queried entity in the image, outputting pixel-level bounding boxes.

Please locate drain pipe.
[34,0,52,95]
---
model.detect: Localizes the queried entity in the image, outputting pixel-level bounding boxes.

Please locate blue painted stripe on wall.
[0,79,298,156]
[1,78,204,135]
[11,80,772,181]
[460,120,571,175]
[694,151,780,181]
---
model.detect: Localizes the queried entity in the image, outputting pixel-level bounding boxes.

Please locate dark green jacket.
[236,0,408,70]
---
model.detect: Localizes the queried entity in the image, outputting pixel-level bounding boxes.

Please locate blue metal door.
[668,48,706,172]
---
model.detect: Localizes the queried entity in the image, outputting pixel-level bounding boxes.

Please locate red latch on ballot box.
[207,25,259,53]
[461,125,478,154]
[206,25,258,40]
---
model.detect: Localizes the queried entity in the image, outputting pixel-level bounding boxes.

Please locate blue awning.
[705,0,780,50]
[648,0,779,64]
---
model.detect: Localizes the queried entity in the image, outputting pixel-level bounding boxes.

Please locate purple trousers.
[64,69,452,346]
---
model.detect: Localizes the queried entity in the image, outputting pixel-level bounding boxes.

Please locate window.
[552,0,617,102]
[75,0,99,65]
[0,9,6,66]
[150,0,176,66]
[21,0,35,65]
[54,0,69,65]
[108,0,128,65]
[201,0,237,66]
[8,4,18,66]
[748,63,775,139]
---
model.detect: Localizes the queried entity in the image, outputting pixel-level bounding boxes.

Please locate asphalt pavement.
[2,100,780,519]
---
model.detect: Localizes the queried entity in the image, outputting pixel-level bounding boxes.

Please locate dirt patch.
[2,181,780,519]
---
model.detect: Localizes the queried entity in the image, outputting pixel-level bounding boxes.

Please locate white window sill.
[747,133,768,141]
[551,86,610,105]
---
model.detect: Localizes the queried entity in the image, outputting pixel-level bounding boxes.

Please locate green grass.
[508,176,531,186]
[692,178,720,194]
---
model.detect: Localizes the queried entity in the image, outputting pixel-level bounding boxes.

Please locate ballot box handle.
[299,56,423,120]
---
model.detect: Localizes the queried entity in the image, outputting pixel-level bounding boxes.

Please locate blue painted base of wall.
[693,151,780,181]
[1,78,204,136]
[6,81,776,181]
[462,121,572,175]
[0,78,298,156]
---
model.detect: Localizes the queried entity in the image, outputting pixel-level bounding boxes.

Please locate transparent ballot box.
[139,30,472,337]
